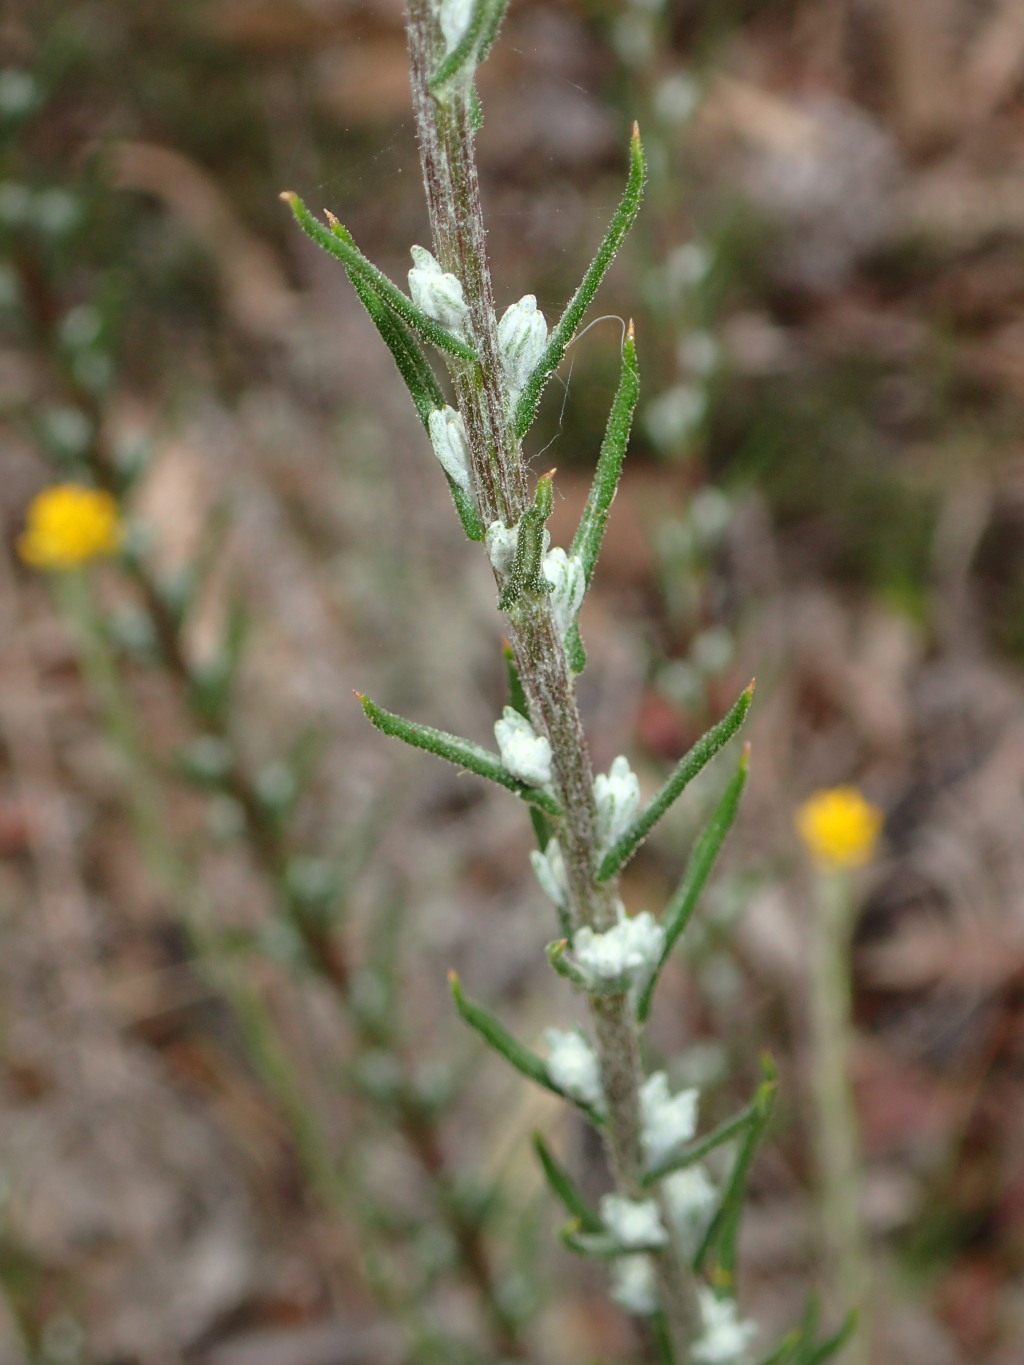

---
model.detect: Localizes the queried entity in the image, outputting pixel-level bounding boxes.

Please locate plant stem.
[809,868,870,1364]
[405,5,702,1352]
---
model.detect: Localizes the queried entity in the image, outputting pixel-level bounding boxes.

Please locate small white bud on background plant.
[497,294,547,402]
[541,547,585,639]
[599,1193,668,1249]
[494,706,553,788]
[408,245,469,335]
[593,754,641,855]
[639,1070,699,1170]
[428,406,473,497]
[544,1028,604,1110]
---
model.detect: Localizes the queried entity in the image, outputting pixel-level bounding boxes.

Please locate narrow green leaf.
[513,128,647,440]
[570,324,639,585]
[359,694,562,815]
[281,192,478,363]
[695,1056,778,1282]
[450,972,559,1095]
[798,1312,858,1365]
[503,641,530,717]
[446,473,485,540]
[752,1332,801,1365]
[430,0,509,91]
[344,267,445,428]
[532,1134,602,1232]
[565,623,587,676]
[651,1313,677,1365]
[642,1096,758,1186]
[636,746,749,1022]
[597,681,755,882]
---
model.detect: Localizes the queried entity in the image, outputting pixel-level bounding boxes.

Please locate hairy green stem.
[405,4,701,1352]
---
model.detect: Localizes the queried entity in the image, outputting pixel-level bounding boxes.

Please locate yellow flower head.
[795,786,883,869]
[18,483,122,570]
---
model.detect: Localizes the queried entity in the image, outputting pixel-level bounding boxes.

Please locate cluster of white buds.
[593,754,641,856]
[541,547,585,640]
[437,0,473,51]
[408,245,469,336]
[599,1193,667,1250]
[571,906,664,992]
[497,294,548,403]
[693,1287,757,1365]
[484,518,520,572]
[639,1070,699,1171]
[608,1167,719,1318]
[428,406,473,498]
[494,707,552,788]
[543,1028,604,1110]
[530,836,568,909]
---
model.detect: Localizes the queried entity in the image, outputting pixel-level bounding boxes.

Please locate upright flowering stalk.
[797,787,883,1365]
[284,6,854,1360]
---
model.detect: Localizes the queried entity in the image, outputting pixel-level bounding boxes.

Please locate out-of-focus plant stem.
[808,867,870,1365]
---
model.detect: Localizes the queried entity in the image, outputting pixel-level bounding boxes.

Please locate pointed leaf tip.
[279,190,297,204]
[627,318,635,340]
[632,121,640,139]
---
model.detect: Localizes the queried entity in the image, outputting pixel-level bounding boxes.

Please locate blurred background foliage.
[3,1,1024,1363]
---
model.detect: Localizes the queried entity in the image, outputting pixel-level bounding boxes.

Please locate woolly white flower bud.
[639,1071,699,1171]
[664,1166,717,1257]
[408,245,469,335]
[544,1028,604,1109]
[485,519,518,572]
[571,910,664,991]
[693,1288,757,1365]
[530,837,567,907]
[497,294,547,401]
[609,1254,658,1316]
[599,1194,667,1250]
[494,707,552,788]
[541,547,585,639]
[428,406,473,497]
[593,755,640,855]
[437,0,473,49]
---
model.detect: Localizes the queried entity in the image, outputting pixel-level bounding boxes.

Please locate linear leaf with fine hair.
[694,1056,777,1283]
[280,192,478,363]
[532,1133,602,1232]
[358,694,561,815]
[597,681,754,882]
[570,322,639,586]
[450,972,559,1094]
[513,128,647,440]
[636,745,749,1022]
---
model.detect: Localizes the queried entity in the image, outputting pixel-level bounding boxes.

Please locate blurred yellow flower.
[796,786,882,869]
[18,483,122,570]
